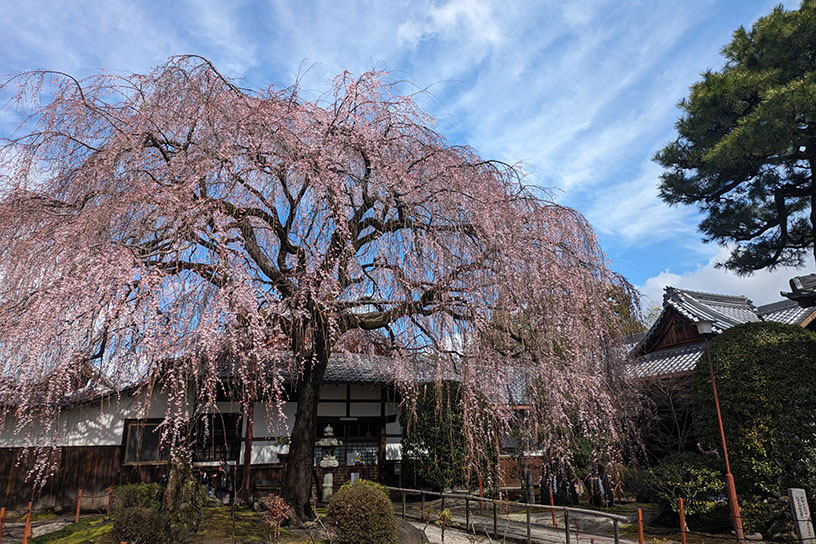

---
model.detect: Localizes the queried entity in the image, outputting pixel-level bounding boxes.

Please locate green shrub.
[642,453,730,530]
[112,506,166,544]
[328,480,398,544]
[621,466,657,503]
[339,478,389,499]
[111,483,167,544]
[110,482,163,514]
[691,323,816,500]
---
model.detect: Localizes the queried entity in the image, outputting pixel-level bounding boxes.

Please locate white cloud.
[639,246,816,307]
[398,0,502,48]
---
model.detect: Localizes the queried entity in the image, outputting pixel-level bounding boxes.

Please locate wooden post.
[401,490,406,519]
[549,485,558,528]
[75,489,83,523]
[576,521,580,543]
[493,500,497,537]
[479,477,484,514]
[679,498,687,544]
[0,506,5,544]
[526,504,531,544]
[421,492,425,513]
[565,509,571,544]
[613,519,620,544]
[22,501,32,544]
[465,497,470,533]
[637,508,645,544]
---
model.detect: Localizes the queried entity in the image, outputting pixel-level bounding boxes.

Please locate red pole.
[75,489,82,523]
[679,498,687,544]
[704,338,745,543]
[0,506,5,544]
[549,485,558,528]
[22,501,32,544]
[637,508,644,544]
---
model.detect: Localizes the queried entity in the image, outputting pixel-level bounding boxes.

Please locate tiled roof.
[782,274,816,308]
[663,287,760,332]
[322,353,396,384]
[629,343,704,379]
[631,285,816,379]
[757,299,815,325]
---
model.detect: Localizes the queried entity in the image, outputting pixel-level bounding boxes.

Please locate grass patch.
[196,505,271,543]
[13,511,61,523]
[30,517,112,544]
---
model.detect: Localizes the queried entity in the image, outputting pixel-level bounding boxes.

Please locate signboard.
[788,488,815,543]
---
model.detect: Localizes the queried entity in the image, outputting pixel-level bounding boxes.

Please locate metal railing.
[387,486,629,544]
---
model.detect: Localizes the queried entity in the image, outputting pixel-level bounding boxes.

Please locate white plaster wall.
[249,401,295,437]
[240,440,289,464]
[0,391,170,448]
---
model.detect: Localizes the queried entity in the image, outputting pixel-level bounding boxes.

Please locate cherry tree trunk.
[281,353,329,524]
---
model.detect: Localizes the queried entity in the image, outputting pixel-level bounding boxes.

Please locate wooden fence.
[387,486,629,544]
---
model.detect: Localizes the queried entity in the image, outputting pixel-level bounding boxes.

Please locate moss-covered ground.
[28,506,325,544]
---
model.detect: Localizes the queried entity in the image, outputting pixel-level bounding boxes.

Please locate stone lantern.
[315,423,342,503]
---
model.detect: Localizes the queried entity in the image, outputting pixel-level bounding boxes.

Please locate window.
[124,421,168,465]
[193,413,241,462]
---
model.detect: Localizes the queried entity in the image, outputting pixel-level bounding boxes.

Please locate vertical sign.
[789,488,815,543]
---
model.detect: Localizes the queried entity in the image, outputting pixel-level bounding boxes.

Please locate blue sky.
[1,0,814,307]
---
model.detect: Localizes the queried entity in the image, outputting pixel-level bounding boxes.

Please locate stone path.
[397,497,639,544]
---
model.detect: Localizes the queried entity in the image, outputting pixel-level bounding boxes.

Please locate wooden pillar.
[564,510,571,544]
[75,489,82,523]
[637,508,644,544]
[526,504,531,544]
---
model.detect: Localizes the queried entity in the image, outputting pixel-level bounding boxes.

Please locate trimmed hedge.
[691,323,816,498]
[691,322,816,533]
[328,480,398,544]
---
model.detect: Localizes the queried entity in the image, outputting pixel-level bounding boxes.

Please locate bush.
[112,506,166,544]
[328,480,398,544]
[111,483,166,544]
[690,322,816,533]
[339,478,389,498]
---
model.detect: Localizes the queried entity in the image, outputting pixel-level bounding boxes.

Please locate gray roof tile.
[629,343,704,379]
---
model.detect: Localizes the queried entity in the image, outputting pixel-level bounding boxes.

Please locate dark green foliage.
[691,323,816,497]
[655,1,816,273]
[625,454,729,530]
[649,453,726,520]
[327,481,398,544]
[400,381,496,490]
[111,483,166,544]
[111,482,163,513]
[691,323,816,533]
[112,507,166,544]
[110,460,207,544]
[164,458,208,543]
